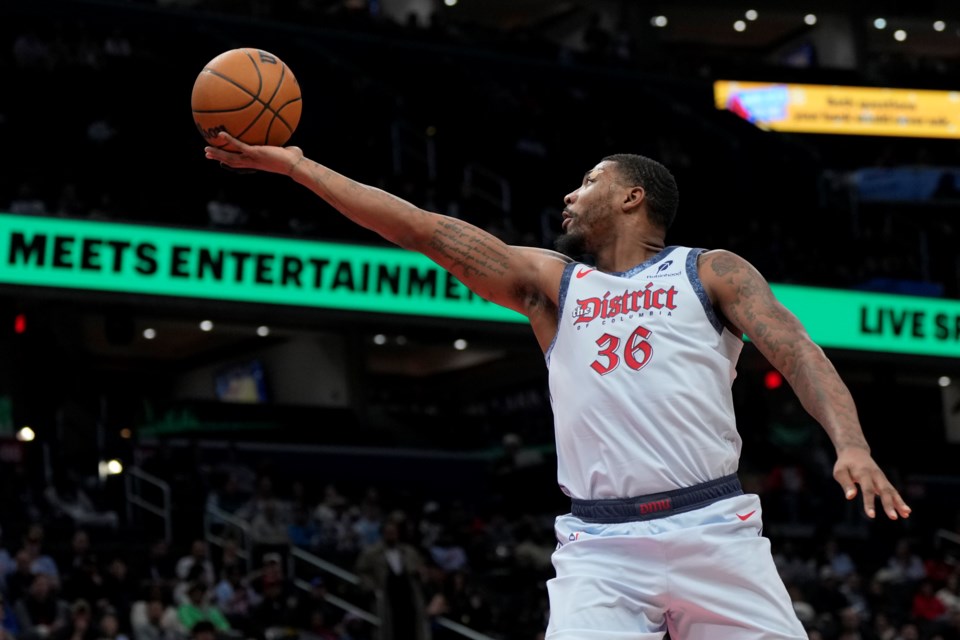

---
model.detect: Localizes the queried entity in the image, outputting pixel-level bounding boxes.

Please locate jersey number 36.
[590,325,653,375]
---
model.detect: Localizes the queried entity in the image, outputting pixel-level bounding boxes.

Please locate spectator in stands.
[102,558,136,627]
[216,539,245,580]
[60,531,92,579]
[96,610,129,640]
[214,445,257,496]
[786,584,815,629]
[836,605,872,639]
[0,526,15,587]
[819,538,857,581]
[213,564,259,628]
[61,553,106,609]
[440,571,493,635]
[139,539,176,589]
[9,184,48,216]
[206,475,248,516]
[840,572,871,619]
[773,540,817,587]
[427,532,468,574]
[22,524,61,589]
[885,539,927,585]
[189,621,217,640]
[292,577,342,632]
[352,490,383,549]
[206,190,248,229]
[176,582,230,635]
[810,566,851,621]
[175,542,216,591]
[6,549,36,605]
[0,593,20,640]
[871,611,897,640]
[287,505,319,550]
[912,578,948,624]
[15,574,70,640]
[247,552,297,635]
[130,593,179,640]
[249,500,290,555]
[50,599,95,640]
[938,573,960,615]
[355,519,430,640]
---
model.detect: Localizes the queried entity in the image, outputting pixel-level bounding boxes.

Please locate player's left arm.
[699,249,911,520]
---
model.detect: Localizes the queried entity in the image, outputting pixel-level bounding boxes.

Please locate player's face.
[556,162,618,256]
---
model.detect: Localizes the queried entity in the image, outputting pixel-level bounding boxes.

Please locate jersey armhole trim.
[545,261,578,365]
[686,248,724,335]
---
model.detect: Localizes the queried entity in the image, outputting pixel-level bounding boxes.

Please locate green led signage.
[1,214,959,357]
[0,213,525,323]
[771,284,960,358]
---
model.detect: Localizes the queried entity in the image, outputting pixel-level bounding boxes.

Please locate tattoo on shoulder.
[706,251,740,277]
[427,219,510,279]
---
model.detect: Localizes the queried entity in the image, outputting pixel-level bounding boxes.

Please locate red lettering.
[575,297,601,324]
[590,325,653,376]
[624,325,654,370]
[639,498,672,514]
[590,333,620,375]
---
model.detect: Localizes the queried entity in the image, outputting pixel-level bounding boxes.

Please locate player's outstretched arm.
[204,133,567,316]
[699,249,912,521]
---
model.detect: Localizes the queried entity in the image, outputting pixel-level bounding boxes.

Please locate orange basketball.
[192,48,302,147]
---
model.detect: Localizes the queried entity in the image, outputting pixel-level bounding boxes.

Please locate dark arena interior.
[1,0,960,639]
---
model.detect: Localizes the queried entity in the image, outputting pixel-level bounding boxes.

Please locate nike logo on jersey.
[736,510,757,521]
[575,268,595,279]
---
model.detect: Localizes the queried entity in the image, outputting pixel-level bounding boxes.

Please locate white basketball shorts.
[546,493,806,639]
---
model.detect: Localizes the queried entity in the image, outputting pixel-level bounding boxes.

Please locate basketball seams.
[193,48,301,146]
[264,63,297,144]
[195,69,259,106]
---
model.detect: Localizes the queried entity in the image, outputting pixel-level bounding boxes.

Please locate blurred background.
[1,0,960,639]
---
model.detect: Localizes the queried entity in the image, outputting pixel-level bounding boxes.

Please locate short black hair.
[602,154,679,230]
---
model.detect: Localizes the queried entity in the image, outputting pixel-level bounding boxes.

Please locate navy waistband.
[570,474,743,523]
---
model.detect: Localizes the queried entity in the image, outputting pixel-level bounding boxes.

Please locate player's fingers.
[874,474,912,520]
[833,466,858,501]
[858,475,878,519]
[216,131,246,150]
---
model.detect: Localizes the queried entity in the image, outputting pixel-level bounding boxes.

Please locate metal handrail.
[204,503,254,563]
[935,528,960,548]
[292,578,379,626]
[124,466,172,542]
[289,546,497,640]
[290,546,362,586]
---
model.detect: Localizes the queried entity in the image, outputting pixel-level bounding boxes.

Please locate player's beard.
[554,228,587,258]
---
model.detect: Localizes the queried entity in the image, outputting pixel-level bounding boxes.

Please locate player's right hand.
[204,131,304,176]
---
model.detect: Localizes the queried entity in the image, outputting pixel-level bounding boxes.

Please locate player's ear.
[622,186,646,212]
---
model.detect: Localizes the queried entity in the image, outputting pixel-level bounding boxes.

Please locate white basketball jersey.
[546,246,744,500]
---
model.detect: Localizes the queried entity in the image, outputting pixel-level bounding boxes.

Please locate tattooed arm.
[203,133,568,316]
[699,249,911,520]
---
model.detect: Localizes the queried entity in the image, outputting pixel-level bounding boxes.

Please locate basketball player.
[205,133,911,639]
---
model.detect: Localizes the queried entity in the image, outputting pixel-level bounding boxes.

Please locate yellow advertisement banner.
[714,80,960,138]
